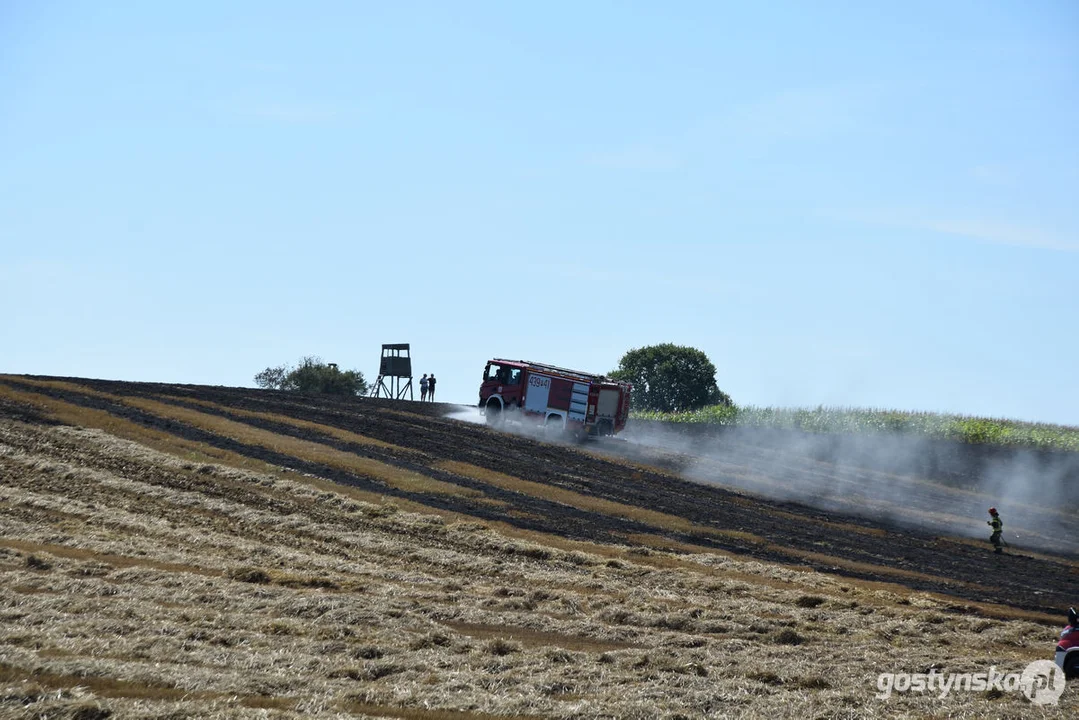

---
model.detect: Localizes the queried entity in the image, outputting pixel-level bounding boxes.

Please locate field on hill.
[1,375,1076,718]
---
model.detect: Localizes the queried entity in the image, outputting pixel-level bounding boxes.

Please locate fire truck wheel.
[596,420,613,437]
[485,402,503,427]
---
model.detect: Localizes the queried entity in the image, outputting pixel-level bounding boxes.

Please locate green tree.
[253,365,288,391]
[611,344,731,413]
[254,356,367,396]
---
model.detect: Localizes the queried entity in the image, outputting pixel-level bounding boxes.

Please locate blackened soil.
[3,375,1077,617]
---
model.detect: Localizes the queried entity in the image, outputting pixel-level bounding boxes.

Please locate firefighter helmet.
[988,507,998,515]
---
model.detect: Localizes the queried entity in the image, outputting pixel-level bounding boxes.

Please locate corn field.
[633,405,1079,452]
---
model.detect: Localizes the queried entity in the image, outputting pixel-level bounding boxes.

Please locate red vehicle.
[1057,607,1078,678]
[479,358,631,438]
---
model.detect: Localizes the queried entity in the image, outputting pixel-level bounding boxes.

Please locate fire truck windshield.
[485,364,522,385]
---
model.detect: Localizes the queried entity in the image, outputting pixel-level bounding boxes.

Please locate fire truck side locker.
[524,373,551,414]
[597,389,620,419]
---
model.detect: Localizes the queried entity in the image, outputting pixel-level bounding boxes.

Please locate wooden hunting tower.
[373,344,413,400]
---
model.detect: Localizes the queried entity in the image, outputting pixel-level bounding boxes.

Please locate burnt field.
[4,375,1076,614]
[1,374,1077,718]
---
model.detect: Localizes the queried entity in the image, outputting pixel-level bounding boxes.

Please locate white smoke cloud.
[617,421,1078,555]
[440,407,1079,555]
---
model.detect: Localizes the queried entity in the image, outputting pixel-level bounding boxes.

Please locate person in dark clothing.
[427,374,436,401]
[987,507,1004,554]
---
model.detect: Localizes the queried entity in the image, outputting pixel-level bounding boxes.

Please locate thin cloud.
[925,218,1078,253]
[827,208,1079,253]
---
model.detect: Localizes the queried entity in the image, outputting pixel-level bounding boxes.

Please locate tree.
[611,344,731,413]
[254,365,288,391]
[254,356,368,396]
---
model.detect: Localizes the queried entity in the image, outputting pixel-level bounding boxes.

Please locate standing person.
[987,507,1004,554]
[419,374,428,402]
[427,374,436,402]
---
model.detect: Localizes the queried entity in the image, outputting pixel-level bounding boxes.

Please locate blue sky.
[2,1,1077,424]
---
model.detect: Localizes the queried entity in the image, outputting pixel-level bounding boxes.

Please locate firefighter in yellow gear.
[987,507,1004,554]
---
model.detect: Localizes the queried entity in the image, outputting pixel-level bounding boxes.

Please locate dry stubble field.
[0,375,1076,719]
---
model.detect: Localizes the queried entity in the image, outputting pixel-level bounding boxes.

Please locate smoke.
[441,405,600,445]
[445,405,486,425]
[616,420,1079,555]
[440,405,1079,555]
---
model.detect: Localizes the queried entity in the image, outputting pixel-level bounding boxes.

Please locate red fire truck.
[478,358,632,437]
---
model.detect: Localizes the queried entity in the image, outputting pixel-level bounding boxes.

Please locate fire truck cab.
[479,358,632,438]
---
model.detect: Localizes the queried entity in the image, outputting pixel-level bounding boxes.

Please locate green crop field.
[633,405,1079,453]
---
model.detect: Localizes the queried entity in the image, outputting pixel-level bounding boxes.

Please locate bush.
[255,356,367,396]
